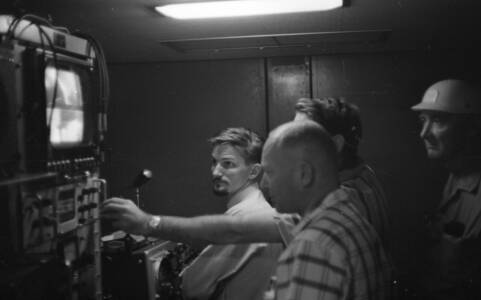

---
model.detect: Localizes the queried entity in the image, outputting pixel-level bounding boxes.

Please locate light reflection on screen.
[45,65,84,147]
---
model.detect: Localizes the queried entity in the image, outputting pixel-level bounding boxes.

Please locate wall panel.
[267,56,311,130]
[103,50,480,284]
[312,50,481,281]
[104,59,266,217]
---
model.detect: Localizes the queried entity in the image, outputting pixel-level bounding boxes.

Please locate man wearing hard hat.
[412,79,481,299]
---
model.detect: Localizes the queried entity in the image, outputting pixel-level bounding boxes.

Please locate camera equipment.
[0,14,109,300]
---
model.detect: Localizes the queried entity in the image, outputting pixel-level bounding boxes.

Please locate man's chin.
[213,188,229,196]
[425,147,441,159]
[426,151,443,160]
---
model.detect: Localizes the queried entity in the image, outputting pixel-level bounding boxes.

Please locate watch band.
[145,215,161,236]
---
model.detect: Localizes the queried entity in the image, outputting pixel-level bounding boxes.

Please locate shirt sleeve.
[274,213,301,246]
[181,243,266,299]
[275,239,348,300]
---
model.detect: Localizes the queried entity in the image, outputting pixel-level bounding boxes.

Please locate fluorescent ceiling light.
[155,0,343,20]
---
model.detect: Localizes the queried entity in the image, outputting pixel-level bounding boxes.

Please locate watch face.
[149,216,161,228]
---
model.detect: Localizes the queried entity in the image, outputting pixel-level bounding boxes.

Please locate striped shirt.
[340,163,390,249]
[275,188,392,300]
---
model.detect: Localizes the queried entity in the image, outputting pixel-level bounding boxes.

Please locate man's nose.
[420,120,432,139]
[211,163,223,177]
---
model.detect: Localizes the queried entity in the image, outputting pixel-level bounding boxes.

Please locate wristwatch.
[145,215,161,236]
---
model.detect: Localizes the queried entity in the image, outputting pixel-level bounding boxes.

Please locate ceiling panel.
[1,0,480,62]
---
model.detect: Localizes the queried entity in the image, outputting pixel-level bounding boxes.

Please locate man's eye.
[222,161,235,168]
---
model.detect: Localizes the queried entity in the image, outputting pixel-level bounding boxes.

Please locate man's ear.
[332,134,345,154]
[248,163,263,181]
[298,162,314,188]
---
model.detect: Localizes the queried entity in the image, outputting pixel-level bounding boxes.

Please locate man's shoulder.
[299,201,376,249]
[231,188,273,215]
[281,225,350,264]
[443,169,481,199]
[342,163,384,191]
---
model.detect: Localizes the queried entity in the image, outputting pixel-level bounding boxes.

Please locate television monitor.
[45,64,85,148]
[0,15,108,174]
[20,48,100,172]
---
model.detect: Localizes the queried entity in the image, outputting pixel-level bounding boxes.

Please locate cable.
[30,21,59,135]
[6,14,109,151]
[5,14,52,41]
[73,31,110,140]
[7,14,60,146]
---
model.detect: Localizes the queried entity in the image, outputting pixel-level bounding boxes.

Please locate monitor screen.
[45,64,85,148]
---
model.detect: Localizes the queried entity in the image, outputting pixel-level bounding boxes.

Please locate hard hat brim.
[411,102,443,112]
[411,102,481,114]
[411,102,441,111]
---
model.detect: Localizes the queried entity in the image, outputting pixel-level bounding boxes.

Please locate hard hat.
[411,79,481,114]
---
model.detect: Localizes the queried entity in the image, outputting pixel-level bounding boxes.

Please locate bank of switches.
[0,176,103,300]
[21,180,101,252]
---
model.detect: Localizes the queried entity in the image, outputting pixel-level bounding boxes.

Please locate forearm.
[150,212,283,245]
[102,197,288,245]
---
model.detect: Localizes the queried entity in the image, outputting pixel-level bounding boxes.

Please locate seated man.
[261,120,392,299]
[103,127,283,300]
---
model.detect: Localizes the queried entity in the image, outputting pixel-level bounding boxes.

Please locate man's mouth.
[424,142,438,150]
[213,178,227,186]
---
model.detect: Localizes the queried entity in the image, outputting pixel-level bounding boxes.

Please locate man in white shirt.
[103,127,283,300]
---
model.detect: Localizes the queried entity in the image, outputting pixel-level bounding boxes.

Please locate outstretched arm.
[102,197,294,246]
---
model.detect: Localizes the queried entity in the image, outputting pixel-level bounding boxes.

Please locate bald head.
[261,120,339,215]
[267,120,338,165]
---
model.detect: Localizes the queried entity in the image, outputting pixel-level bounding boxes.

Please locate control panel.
[47,156,99,173]
[0,174,104,300]
[20,177,101,253]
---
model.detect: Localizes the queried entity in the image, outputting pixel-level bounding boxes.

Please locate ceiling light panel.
[156,0,343,19]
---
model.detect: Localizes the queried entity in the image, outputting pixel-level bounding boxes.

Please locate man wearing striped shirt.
[99,97,390,255]
[294,97,390,249]
[261,120,392,300]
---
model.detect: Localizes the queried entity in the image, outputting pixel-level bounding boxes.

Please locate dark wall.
[267,56,311,126]
[103,49,480,279]
[104,59,266,216]
[266,50,480,277]
[311,51,480,277]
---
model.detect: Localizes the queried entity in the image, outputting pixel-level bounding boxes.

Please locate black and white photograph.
[1,1,480,299]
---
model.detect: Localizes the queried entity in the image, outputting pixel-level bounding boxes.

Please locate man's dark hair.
[209,127,263,164]
[295,97,362,167]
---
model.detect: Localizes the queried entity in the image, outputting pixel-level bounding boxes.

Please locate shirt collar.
[339,161,366,182]
[446,171,481,198]
[225,187,269,216]
[291,188,351,237]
